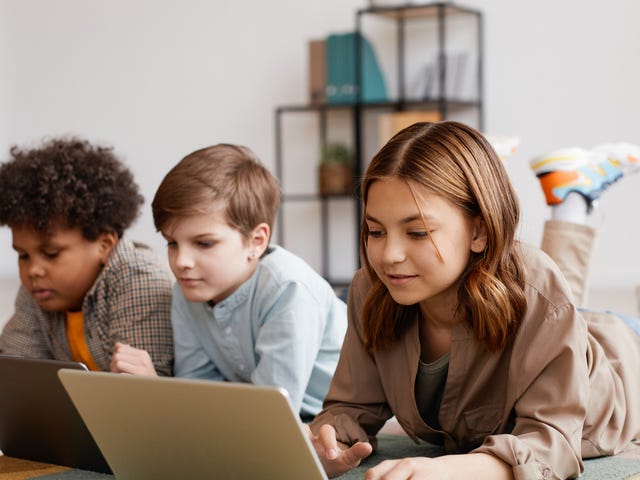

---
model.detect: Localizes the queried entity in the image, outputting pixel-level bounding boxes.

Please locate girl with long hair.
[307,121,639,479]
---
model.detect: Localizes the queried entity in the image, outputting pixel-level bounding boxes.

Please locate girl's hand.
[364,457,450,480]
[304,423,373,478]
[364,453,513,480]
[110,341,158,377]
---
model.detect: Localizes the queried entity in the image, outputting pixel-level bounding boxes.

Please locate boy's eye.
[17,253,29,261]
[196,241,215,248]
[43,251,59,259]
[166,241,177,248]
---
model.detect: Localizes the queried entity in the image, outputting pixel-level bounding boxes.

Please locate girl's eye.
[197,241,215,248]
[408,231,429,239]
[17,253,29,261]
[43,251,59,259]
[367,229,384,239]
[166,241,177,248]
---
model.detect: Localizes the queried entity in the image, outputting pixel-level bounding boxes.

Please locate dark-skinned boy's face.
[11,225,116,312]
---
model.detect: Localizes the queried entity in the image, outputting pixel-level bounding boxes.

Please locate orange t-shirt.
[65,311,100,371]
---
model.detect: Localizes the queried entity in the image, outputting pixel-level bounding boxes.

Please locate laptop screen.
[0,355,110,473]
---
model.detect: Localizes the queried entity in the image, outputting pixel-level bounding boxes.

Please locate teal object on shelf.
[325,32,388,104]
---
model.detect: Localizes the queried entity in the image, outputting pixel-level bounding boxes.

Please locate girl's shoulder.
[517,241,574,310]
[513,242,584,354]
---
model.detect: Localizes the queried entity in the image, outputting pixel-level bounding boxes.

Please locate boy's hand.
[110,342,158,377]
[304,423,373,478]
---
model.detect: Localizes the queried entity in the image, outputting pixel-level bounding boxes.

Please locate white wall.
[0,0,363,274]
[0,0,638,302]
[479,0,640,296]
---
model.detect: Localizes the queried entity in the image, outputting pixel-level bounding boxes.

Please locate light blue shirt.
[171,245,347,417]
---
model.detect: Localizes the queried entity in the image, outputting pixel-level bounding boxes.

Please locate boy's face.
[162,212,257,304]
[11,225,116,312]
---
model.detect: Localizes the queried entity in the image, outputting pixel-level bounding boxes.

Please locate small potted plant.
[318,142,354,196]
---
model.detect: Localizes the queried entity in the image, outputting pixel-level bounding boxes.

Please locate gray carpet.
[29,435,640,480]
[339,435,640,480]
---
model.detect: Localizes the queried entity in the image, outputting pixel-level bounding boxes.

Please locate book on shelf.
[378,110,442,149]
[308,32,388,105]
[410,52,471,101]
[308,39,326,104]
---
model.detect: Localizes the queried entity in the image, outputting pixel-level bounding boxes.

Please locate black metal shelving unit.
[275,2,483,286]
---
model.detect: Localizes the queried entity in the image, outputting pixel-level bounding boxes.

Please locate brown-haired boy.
[150,143,346,417]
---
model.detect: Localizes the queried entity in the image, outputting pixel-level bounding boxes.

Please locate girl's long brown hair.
[360,121,526,353]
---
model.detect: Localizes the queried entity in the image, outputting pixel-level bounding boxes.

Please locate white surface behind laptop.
[57,369,327,480]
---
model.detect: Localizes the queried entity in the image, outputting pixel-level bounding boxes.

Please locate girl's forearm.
[438,452,514,480]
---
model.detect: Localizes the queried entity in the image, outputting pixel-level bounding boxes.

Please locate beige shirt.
[311,243,640,480]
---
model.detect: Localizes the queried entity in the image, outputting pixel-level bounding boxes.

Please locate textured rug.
[2,437,639,479]
[338,436,640,480]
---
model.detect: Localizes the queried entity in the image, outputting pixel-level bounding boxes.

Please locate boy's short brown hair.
[152,144,281,238]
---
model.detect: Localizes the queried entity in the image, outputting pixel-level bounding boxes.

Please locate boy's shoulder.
[256,245,335,295]
[101,237,172,284]
[259,245,322,279]
[108,236,157,263]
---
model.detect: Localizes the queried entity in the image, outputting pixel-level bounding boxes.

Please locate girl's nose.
[381,236,406,264]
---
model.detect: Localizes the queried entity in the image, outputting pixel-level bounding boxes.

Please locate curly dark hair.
[0,136,144,239]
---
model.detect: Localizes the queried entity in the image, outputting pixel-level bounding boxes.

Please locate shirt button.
[541,467,551,479]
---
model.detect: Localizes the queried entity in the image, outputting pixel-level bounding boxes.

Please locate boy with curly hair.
[0,137,174,376]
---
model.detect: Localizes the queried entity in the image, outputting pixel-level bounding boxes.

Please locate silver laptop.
[0,355,110,473]
[58,369,328,480]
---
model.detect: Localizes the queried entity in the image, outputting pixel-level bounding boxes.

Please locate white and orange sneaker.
[530,147,624,208]
[592,142,640,176]
[484,134,520,162]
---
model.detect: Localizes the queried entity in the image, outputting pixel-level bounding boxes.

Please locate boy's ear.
[470,217,488,253]
[248,223,270,259]
[97,232,119,264]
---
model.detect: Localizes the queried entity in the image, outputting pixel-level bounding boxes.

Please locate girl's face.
[162,212,258,304]
[12,225,116,312]
[365,177,486,307]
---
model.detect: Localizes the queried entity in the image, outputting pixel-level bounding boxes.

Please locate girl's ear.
[97,232,119,264]
[470,217,488,253]
[248,223,270,259]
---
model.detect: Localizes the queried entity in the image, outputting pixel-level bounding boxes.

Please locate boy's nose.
[174,248,195,269]
[27,261,46,278]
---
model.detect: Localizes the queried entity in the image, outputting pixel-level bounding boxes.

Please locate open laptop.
[58,369,328,480]
[0,355,110,473]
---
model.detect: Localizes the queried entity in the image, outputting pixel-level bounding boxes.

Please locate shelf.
[274,2,483,286]
[359,2,481,20]
[277,99,481,114]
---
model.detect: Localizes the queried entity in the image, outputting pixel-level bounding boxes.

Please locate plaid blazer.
[0,237,174,376]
